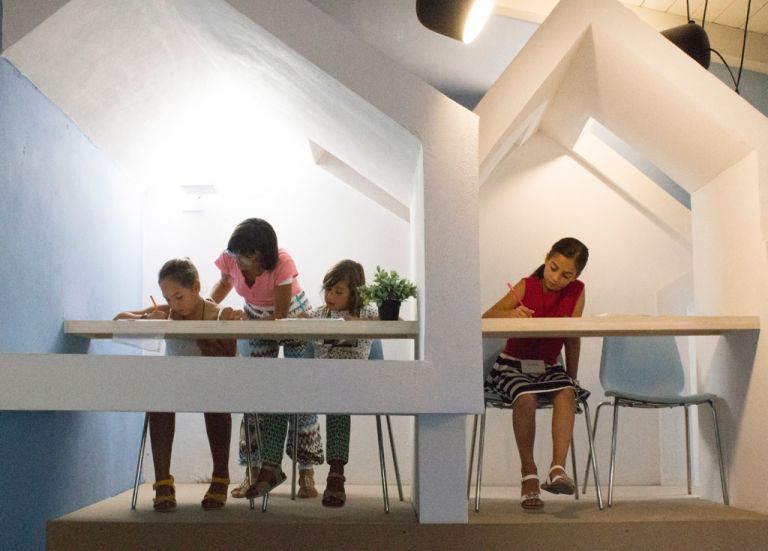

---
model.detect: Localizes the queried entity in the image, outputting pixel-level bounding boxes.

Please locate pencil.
[150,295,158,311]
[506,282,526,309]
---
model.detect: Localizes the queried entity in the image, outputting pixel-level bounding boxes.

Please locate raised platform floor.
[48,484,768,550]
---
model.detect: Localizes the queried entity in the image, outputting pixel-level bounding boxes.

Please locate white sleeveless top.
[164,300,224,357]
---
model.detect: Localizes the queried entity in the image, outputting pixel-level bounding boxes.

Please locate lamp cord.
[693,0,752,95]
[735,0,752,94]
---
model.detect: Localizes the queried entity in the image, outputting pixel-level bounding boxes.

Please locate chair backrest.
[482,338,506,379]
[369,339,384,360]
[600,336,685,398]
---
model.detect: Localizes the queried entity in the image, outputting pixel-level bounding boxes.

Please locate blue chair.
[468,338,604,511]
[583,336,729,506]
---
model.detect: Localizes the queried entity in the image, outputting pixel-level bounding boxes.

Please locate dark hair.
[532,237,589,279]
[226,218,279,271]
[322,259,366,314]
[158,257,199,288]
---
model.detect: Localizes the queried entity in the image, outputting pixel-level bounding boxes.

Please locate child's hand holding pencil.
[507,282,535,318]
[144,295,168,320]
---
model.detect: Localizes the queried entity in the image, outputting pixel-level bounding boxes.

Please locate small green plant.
[358,266,418,305]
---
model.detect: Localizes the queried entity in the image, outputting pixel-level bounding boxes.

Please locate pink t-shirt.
[215,248,302,308]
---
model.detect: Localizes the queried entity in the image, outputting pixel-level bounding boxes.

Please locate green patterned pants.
[326,414,351,464]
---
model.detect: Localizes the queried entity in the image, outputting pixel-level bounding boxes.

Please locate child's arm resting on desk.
[197,307,237,356]
[113,306,169,320]
[564,289,586,379]
[344,304,379,321]
[482,279,534,318]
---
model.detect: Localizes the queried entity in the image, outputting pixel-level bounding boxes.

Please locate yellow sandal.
[201,476,230,510]
[152,476,176,512]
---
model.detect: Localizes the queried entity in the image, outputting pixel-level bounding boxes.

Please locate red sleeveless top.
[502,276,584,365]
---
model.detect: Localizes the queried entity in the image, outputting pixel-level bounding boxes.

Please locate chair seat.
[605,390,717,406]
[485,392,586,413]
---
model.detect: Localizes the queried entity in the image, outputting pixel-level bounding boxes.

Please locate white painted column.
[413,414,468,523]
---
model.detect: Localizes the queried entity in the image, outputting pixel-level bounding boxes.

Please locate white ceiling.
[3,1,767,111]
[633,0,768,32]
[495,0,768,33]
[305,0,768,108]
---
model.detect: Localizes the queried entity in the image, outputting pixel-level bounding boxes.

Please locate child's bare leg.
[204,412,231,478]
[202,412,231,508]
[149,412,175,481]
[149,412,176,510]
[512,394,538,474]
[540,389,577,495]
[513,394,542,508]
[550,389,576,469]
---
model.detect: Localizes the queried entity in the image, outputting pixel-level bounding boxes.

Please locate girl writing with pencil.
[482,237,589,511]
[114,258,238,511]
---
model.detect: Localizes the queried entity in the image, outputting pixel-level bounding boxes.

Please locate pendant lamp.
[416,0,494,44]
[661,22,711,69]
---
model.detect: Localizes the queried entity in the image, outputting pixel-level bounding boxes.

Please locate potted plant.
[358,266,418,320]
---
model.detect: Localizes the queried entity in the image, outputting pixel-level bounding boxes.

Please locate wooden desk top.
[481,315,760,338]
[65,315,759,341]
[64,319,419,340]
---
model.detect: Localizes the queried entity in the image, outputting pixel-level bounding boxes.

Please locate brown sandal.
[322,472,346,508]
[541,465,575,495]
[244,464,287,498]
[298,468,319,499]
[201,476,230,510]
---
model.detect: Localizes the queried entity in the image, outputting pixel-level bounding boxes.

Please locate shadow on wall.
[700,331,759,480]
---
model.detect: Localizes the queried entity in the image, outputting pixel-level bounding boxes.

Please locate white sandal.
[520,474,543,510]
[541,465,575,495]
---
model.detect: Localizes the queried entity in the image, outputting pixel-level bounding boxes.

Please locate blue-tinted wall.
[0,57,144,551]
[710,64,768,117]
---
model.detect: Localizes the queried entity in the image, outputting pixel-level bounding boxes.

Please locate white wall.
[139,130,416,485]
[692,152,767,508]
[475,132,693,486]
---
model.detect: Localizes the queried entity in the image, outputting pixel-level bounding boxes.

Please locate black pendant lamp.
[416,0,494,44]
[661,22,711,69]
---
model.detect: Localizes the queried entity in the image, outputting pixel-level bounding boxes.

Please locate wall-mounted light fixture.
[181,184,217,213]
[416,0,495,44]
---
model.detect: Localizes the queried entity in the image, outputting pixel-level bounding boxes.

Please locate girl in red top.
[483,237,589,511]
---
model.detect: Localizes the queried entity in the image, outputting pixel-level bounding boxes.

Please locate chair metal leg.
[474,411,487,513]
[684,405,692,495]
[376,415,391,513]
[242,413,257,511]
[608,399,620,507]
[253,415,271,512]
[130,412,150,510]
[385,415,404,501]
[570,436,579,500]
[467,414,479,500]
[707,400,729,505]
[291,413,299,501]
[582,401,608,494]
[580,399,604,510]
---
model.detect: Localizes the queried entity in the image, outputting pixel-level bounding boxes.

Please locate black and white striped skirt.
[484,353,588,405]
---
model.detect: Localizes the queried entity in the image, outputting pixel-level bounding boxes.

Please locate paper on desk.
[112,334,163,353]
[281,317,344,321]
